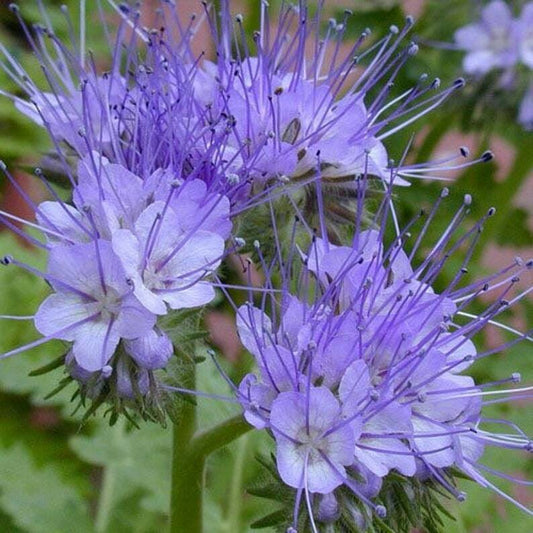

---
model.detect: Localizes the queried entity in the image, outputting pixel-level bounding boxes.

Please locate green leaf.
[70,420,172,516]
[0,233,78,411]
[0,444,92,533]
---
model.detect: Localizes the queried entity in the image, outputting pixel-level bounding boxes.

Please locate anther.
[511,372,521,383]
[408,43,419,56]
[1,255,13,266]
[226,173,240,184]
[487,207,496,216]
[463,194,472,206]
[441,187,449,198]
[460,146,470,157]
[481,150,494,162]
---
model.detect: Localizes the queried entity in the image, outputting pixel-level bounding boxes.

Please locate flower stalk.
[169,357,250,532]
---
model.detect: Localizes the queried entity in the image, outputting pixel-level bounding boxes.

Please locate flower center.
[97,289,122,320]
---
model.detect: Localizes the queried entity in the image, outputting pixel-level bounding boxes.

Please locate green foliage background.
[0,1,531,532]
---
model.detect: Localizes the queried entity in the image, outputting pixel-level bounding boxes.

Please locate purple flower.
[232,184,533,525]
[34,240,155,371]
[270,386,358,494]
[112,202,225,314]
[0,0,468,221]
[14,73,128,155]
[454,1,519,74]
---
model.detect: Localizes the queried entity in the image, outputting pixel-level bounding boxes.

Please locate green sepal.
[250,508,287,530]
[28,352,67,376]
[246,482,286,501]
[43,377,72,400]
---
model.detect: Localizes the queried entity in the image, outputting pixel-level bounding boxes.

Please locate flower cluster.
[0,0,469,407]
[0,1,531,530]
[233,184,532,528]
[454,0,533,128]
[2,151,231,406]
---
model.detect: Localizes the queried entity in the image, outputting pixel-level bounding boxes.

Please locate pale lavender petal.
[115,294,156,339]
[34,293,94,340]
[72,319,120,371]
[160,281,216,309]
[236,305,272,356]
[123,329,173,369]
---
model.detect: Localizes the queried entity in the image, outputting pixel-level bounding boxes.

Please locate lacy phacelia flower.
[0,148,231,414]
[454,1,519,75]
[234,188,532,527]
[0,1,468,214]
[0,0,474,415]
[454,1,533,129]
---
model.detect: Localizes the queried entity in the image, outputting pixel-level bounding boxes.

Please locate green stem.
[169,404,251,532]
[189,415,251,462]
[170,361,200,533]
[225,434,250,533]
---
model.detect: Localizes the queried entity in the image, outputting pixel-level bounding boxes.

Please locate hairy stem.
[169,354,251,533]
[169,360,200,533]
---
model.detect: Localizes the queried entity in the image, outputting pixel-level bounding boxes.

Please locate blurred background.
[0,1,531,531]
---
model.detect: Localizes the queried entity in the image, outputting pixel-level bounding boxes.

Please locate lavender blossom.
[0,0,473,222]
[0,147,231,416]
[232,183,532,528]
[454,1,519,74]
[33,240,155,371]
